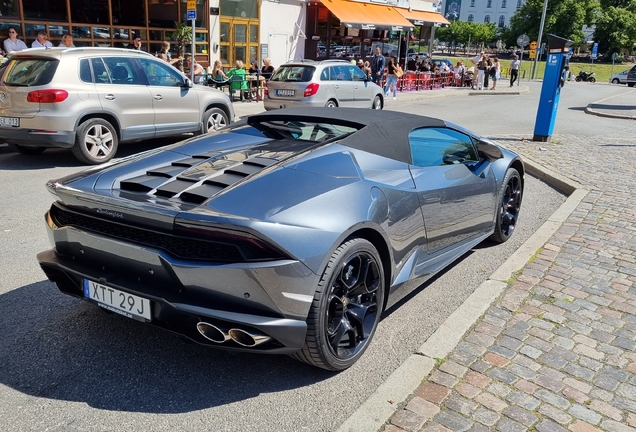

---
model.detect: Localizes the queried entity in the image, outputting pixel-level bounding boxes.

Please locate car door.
[329,65,355,107]
[93,57,155,141]
[408,127,498,254]
[138,58,201,136]
[349,65,373,108]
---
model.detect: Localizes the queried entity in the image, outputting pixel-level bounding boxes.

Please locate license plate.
[83,279,151,321]
[276,89,295,96]
[0,117,19,127]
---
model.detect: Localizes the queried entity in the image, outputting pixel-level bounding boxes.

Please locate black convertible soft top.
[247,108,447,165]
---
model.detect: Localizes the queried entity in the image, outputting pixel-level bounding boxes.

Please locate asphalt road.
[0,82,632,432]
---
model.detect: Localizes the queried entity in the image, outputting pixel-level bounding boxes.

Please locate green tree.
[506,0,598,49]
[436,21,496,53]
[594,1,636,56]
[168,21,192,72]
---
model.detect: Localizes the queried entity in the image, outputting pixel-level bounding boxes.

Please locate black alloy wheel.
[490,168,522,243]
[292,238,385,371]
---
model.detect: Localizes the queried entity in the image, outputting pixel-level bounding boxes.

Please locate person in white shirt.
[510,54,520,87]
[32,31,53,48]
[3,26,27,53]
[58,33,75,48]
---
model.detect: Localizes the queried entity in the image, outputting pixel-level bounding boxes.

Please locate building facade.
[442,0,524,28]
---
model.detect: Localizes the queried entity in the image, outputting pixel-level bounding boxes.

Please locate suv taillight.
[27,90,69,103]
[304,83,319,97]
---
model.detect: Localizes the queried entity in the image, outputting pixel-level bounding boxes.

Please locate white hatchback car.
[0,47,235,164]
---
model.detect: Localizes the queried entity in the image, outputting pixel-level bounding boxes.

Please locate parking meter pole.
[533,34,573,142]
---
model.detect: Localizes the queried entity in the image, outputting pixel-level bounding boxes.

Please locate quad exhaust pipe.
[196,322,272,347]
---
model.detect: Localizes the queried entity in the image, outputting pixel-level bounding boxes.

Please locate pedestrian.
[510,54,520,87]
[32,31,53,48]
[3,26,27,53]
[384,56,399,100]
[476,53,488,90]
[261,58,275,80]
[356,58,364,71]
[483,55,492,90]
[370,46,386,86]
[131,35,144,51]
[362,60,372,79]
[471,51,483,89]
[158,41,171,61]
[58,33,75,48]
[490,57,501,90]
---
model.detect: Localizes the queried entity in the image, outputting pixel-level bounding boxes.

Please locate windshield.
[3,59,59,87]
[270,66,315,82]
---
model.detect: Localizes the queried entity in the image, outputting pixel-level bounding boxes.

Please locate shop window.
[112,0,145,26]
[69,0,109,24]
[250,25,258,43]
[0,1,19,18]
[220,0,258,18]
[23,0,68,21]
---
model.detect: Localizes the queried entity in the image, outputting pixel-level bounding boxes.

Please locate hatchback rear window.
[270,66,315,82]
[3,59,59,87]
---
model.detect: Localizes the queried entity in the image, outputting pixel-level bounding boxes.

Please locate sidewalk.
[331,96,636,431]
[584,88,636,120]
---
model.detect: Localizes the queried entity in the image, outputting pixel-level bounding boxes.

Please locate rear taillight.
[304,83,319,97]
[264,82,268,96]
[27,89,69,103]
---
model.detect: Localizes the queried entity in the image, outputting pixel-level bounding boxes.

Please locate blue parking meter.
[533,34,573,142]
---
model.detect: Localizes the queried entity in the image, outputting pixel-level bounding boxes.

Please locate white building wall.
[441,0,524,28]
[261,0,306,68]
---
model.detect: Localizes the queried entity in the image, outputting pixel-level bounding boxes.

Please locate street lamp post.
[532,0,548,79]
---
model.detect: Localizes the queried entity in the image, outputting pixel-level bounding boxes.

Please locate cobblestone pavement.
[383,134,636,432]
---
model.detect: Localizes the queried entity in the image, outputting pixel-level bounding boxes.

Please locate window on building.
[502,0,507,7]
[498,15,505,27]
[23,0,68,21]
[467,14,474,23]
[69,0,109,24]
[470,0,475,6]
[484,15,491,23]
[0,0,19,18]
[517,0,522,8]
[487,0,492,7]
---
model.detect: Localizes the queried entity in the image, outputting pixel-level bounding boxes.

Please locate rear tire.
[7,143,46,155]
[291,238,385,371]
[72,118,118,165]
[490,168,522,243]
[372,95,382,110]
[325,100,338,108]
[589,77,596,83]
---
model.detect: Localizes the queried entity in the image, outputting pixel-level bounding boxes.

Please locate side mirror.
[183,78,193,88]
[477,140,504,161]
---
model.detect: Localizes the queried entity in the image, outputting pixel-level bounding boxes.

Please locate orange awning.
[320,0,414,31]
[396,8,450,26]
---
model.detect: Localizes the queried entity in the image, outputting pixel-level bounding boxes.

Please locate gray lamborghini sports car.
[37,108,524,371]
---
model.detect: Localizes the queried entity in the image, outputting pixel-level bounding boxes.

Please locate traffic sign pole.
[187,0,196,83]
[532,0,548,80]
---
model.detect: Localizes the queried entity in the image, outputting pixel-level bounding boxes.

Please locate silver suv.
[264,59,384,111]
[0,47,235,164]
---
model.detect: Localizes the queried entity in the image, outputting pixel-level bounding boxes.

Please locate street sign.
[187,9,196,20]
[187,0,196,9]
[517,34,530,47]
[529,49,536,59]
[612,52,619,61]
[529,41,538,50]
[590,42,598,60]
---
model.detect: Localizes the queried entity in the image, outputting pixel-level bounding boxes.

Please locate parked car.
[37,108,524,371]
[264,59,384,110]
[0,47,234,164]
[610,69,629,84]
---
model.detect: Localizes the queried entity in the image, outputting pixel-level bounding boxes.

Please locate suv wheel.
[7,143,46,155]
[72,118,119,165]
[325,100,338,108]
[201,108,229,133]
